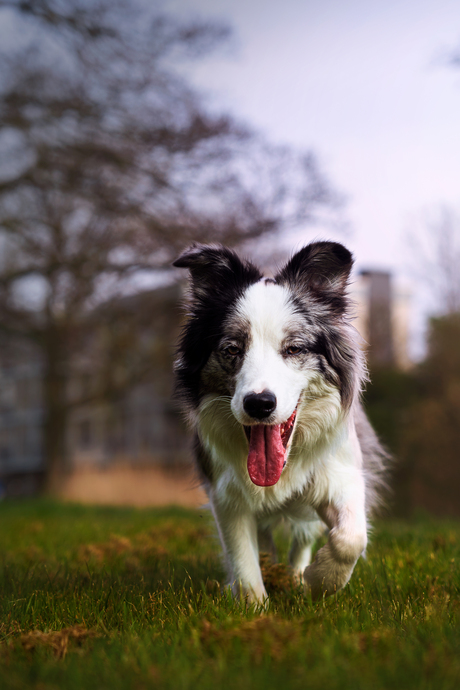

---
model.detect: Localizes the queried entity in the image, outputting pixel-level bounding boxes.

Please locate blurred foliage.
[364,313,460,517]
[364,367,419,456]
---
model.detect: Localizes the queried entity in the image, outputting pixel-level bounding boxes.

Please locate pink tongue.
[247,424,286,487]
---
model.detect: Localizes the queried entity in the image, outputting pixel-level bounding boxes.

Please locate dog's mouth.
[243,407,297,487]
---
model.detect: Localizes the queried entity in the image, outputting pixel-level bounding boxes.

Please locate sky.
[2,0,459,353]
[169,0,460,352]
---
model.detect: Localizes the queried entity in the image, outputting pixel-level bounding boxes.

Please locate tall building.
[350,270,412,370]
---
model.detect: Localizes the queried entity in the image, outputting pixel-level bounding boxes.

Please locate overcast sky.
[169,0,460,353]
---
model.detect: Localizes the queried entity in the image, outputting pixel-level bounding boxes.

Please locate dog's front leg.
[210,496,267,604]
[303,481,367,600]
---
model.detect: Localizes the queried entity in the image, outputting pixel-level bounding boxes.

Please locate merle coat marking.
[174,241,388,604]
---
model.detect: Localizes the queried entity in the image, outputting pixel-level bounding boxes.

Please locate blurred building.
[68,381,187,470]
[0,283,188,496]
[0,270,413,497]
[351,270,412,370]
[0,339,44,496]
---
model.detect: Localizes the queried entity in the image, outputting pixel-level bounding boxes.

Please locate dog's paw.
[230,580,269,609]
[302,548,355,600]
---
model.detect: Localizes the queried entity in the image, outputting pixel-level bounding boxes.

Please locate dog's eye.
[223,345,242,357]
[284,345,303,356]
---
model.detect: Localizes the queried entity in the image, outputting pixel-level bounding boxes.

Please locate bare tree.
[0,0,340,491]
[407,206,460,315]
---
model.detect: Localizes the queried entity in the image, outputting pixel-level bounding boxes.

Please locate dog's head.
[174,242,363,486]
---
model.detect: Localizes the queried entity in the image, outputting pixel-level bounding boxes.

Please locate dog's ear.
[173,243,262,298]
[276,241,353,294]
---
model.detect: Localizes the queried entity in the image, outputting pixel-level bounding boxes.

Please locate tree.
[0,0,339,491]
[399,313,460,516]
[407,206,460,315]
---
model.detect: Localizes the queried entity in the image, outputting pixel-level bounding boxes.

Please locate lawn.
[0,500,458,689]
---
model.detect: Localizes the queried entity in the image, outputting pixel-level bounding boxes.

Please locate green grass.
[0,500,459,689]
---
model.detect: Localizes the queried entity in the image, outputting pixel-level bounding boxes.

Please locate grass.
[0,500,458,689]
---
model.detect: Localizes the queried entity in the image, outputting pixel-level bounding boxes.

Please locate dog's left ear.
[275,241,353,294]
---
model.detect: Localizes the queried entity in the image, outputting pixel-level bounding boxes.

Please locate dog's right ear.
[173,243,262,298]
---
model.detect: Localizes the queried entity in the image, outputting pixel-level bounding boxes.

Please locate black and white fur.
[174,241,388,604]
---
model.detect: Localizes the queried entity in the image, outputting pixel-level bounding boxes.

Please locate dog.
[173,241,388,604]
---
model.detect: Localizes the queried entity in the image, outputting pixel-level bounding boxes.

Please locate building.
[351,270,412,370]
[0,270,413,496]
[0,283,188,495]
[0,352,43,496]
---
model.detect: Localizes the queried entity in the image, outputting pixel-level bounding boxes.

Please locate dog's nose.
[243,390,277,420]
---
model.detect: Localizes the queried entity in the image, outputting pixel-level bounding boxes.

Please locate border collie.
[173,241,388,604]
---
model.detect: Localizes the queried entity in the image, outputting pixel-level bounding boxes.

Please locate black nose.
[243,390,277,420]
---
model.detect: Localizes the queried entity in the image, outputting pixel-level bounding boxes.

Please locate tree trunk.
[42,327,70,495]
